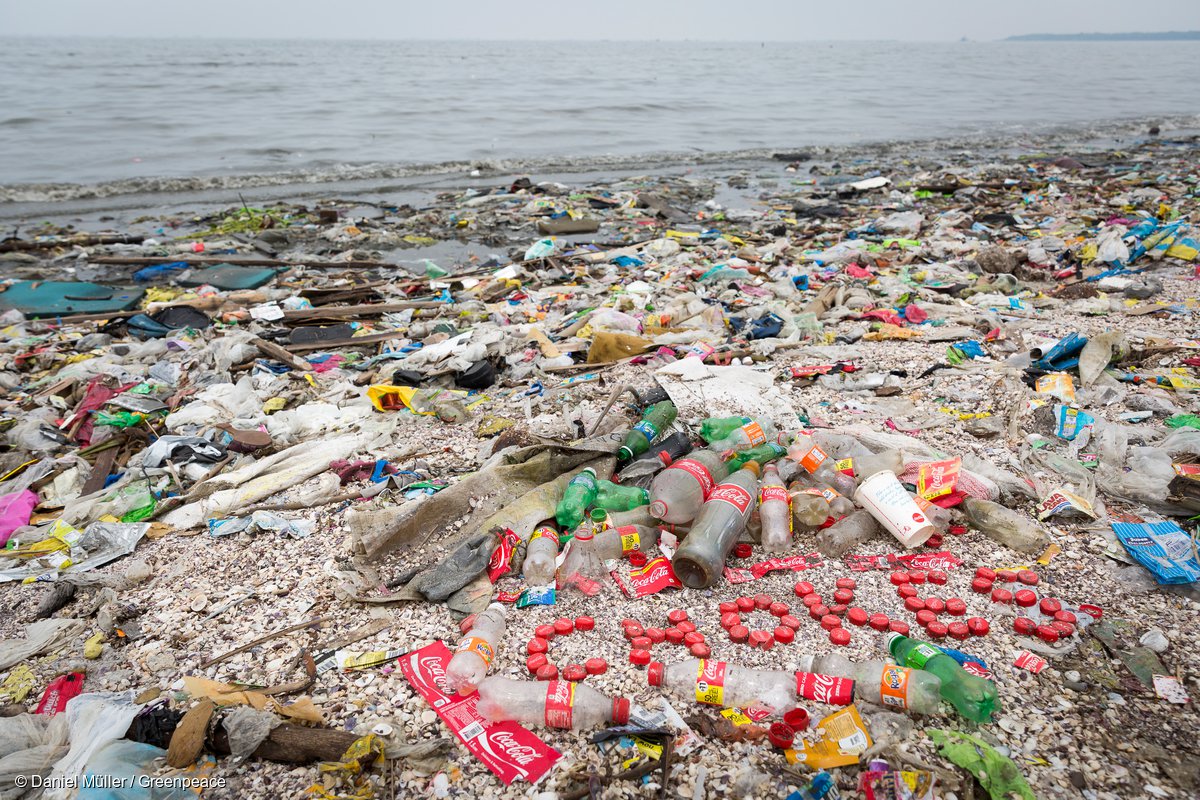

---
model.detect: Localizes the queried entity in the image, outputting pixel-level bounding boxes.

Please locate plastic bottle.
[706,420,786,453]
[647,659,797,710]
[759,463,792,553]
[700,416,753,442]
[788,440,857,495]
[789,482,834,527]
[724,442,787,471]
[849,450,904,485]
[522,523,559,586]
[445,603,506,694]
[592,523,661,560]
[558,510,610,582]
[555,468,599,530]
[962,497,1047,554]
[594,480,649,511]
[672,463,761,588]
[913,496,952,532]
[617,431,693,487]
[617,401,678,463]
[886,634,998,723]
[649,449,730,524]
[476,677,630,730]
[815,509,882,557]
[796,653,942,715]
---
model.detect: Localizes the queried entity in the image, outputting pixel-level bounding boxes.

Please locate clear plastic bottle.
[796,653,943,715]
[647,659,796,710]
[555,468,599,530]
[789,482,834,527]
[815,509,882,557]
[672,463,761,588]
[476,677,630,730]
[962,497,1047,554]
[592,524,661,560]
[649,449,730,524]
[759,463,792,553]
[850,450,904,485]
[522,523,559,586]
[594,480,649,511]
[913,496,952,532]
[788,440,857,495]
[706,419,781,453]
[559,510,611,583]
[887,634,998,723]
[445,603,506,694]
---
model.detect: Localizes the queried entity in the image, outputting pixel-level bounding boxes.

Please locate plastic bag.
[44,693,143,800]
[78,740,195,799]
[221,707,279,763]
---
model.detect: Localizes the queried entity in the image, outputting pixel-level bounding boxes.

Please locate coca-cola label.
[488,528,521,582]
[961,661,995,681]
[722,566,756,584]
[843,550,963,572]
[612,556,683,598]
[741,422,767,446]
[694,660,728,706]
[495,591,522,604]
[878,665,910,710]
[1014,651,1047,674]
[670,458,715,498]
[708,482,752,517]
[616,525,641,555]
[750,553,824,579]
[917,458,961,500]
[543,680,575,728]
[760,485,790,507]
[795,671,855,705]
[401,641,560,785]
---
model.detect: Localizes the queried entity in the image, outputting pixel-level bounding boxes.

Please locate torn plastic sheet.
[0,523,149,583]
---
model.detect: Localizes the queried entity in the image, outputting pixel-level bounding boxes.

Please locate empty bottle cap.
[907,570,927,584]
[623,623,644,640]
[768,722,796,749]
[1017,570,1039,585]
[835,577,857,589]
[946,598,968,615]
[667,608,689,624]
[967,617,990,636]
[1013,617,1037,635]
[833,589,855,604]
[820,615,842,631]
[948,622,970,640]
[729,624,751,642]
[630,636,652,650]
[784,707,810,730]
[536,625,557,640]
[928,570,948,585]
[1039,598,1062,616]
[526,654,548,673]
[736,596,756,611]
[927,622,949,639]
[828,604,848,617]
[754,594,772,609]
[689,642,711,658]
[1054,610,1077,624]
[971,578,994,594]
[536,664,558,681]
[802,593,823,607]
[991,588,1014,604]
[887,620,910,636]
[889,571,910,585]
[646,662,665,685]
[585,658,608,675]
[563,664,587,682]
[996,569,1018,582]
[904,596,926,613]
[612,698,631,725]
[645,627,666,643]
[1036,625,1060,643]
[527,638,549,654]
[1051,620,1076,637]
[676,619,697,634]
[975,567,997,581]
[749,630,774,649]
[720,612,741,630]
[897,584,918,599]
[665,628,685,645]
[916,609,938,627]
[683,632,705,646]
[847,608,869,626]
[925,598,945,614]
[553,618,574,636]
[869,613,891,631]
[575,616,595,632]
[780,614,802,630]
[1015,590,1038,607]
[809,604,830,620]
[628,551,648,567]
[630,649,652,666]
[733,543,753,558]
[774,625,795,643]
[794,581,816,596]
[830,628,852,645]
[769,602,790,617]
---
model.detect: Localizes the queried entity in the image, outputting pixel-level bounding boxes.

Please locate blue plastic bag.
[1111,521,1200,584]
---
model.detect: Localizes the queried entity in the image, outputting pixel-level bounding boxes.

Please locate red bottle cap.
[689,642,712,658]
[665,628,685,645]
[1054,610,1077,624]
[794,581,816,596]
[459,614,477,634]
[646,662,665,685]
[904,596,926,613]
[733,543,753,559]
[729,625,750,643]
[847,608,869,626]
[628,551,648,567]
[869,613,890,631]
[736,596,756,612]
[536,663,559,681]
[753,593,772,610]
[526,654,548,673]
[927,621,948,639]
[622,623,643,640]
[676,620,698,634]
[888,620,910,635]
[927,570,948,585]
[833,588,855,605]
[629,649,652,665]
[802,593,823,607]
[575,616,595,632]
[630,636,652,650]
[773,625,795,643]
[784,707,809,730]
[718,601,739,614]
[948,524,968,535]
[553,618,574,636]
[780,614,802,630]
[1015,589,1038,608]
[828,604,848,617]
[1036,625,1060,643]
[645,627,666,643]
[768,722,795,749]
[924,597,945,614]
[585,658,607,675]
[835,577,857,589]
[1051,620,1076,637]
[971,577,994,594]
[948,622,970,640]
[563,664,587,682]
[975,567,997,581]
[536,624,557,640]
[720,612,741,630]
[946,598,967,615]
[925,534,943,549]
[897,584,918,599]
[769,601,791,617]
[683,631,705,646]
[667,608,689,625]
[1039,598,1062,616]
[890,571,910,585]
[749,630,774,649]
[991,588,1014,604]
[527,637,549,655]
[830,628,852,645]
[809,604,830,620]
[820,614,842,631]
[620,618,639,628]
[1013,617,1037,635]
[1017,569,1039,586]
[996,569,1018,583]
[967,617,990,636]
[907,570,927,584]
[916,609,938,628]
[612,697,631,725]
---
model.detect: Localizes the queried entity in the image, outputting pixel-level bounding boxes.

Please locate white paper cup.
[855,470,936,549]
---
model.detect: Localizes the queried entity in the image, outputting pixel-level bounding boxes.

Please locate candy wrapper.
[1111,520,1200,584]
[612,556,682,598]
[1013,651,1047,674]
[785,705,872,769]
[487,528,521,582]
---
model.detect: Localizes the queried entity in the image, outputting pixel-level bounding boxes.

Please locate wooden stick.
[0,234,144,253]
[89,255,393,269]
[251,336,313,372]
[208,723,360,764]
[284,331,406,353]
[200,616,332,669]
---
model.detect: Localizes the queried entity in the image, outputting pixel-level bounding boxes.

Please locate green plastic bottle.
[617,401,677,463]
[725,442,787,471]
[887,634,998,723]
[699,415,752,443]
[556,468,599,530]
[594,480,650,511]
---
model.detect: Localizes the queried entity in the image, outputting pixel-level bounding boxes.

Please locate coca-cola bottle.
[649,449,730,524]
[647,659,798,710]
[476,676,630,729]
[522,523,559,586]
[758,463,792,553]
[795,653,943,715]
[816,509,882,557]
[671,463,761,588]
[445,603,506,694]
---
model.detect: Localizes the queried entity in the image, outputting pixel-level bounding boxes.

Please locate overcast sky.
[3,0,1198,41]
